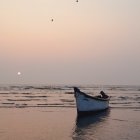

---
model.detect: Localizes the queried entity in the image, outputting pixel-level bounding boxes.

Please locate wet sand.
[0,107,139,140]
[0,85,140,140]
[0,107,76,140]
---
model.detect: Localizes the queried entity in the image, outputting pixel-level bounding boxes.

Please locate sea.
[0,85,140,140]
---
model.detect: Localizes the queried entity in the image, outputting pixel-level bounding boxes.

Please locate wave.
[0,85,140,109]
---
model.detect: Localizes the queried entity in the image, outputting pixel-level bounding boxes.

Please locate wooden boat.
[74,87,110,116]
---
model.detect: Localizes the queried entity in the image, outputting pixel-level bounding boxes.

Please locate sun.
[17,72,21,76]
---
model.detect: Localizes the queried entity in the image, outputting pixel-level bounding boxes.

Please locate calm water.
[0,85,140,140]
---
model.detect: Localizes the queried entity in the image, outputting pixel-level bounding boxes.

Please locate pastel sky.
[0,0,140,85]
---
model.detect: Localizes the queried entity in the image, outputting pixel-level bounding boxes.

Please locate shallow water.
[0,85,140,140]
[0,85,140,109]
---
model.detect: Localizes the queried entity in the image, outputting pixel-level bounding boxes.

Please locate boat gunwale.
[75,91,110,101]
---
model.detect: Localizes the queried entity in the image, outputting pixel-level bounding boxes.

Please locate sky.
[0,0,140,85]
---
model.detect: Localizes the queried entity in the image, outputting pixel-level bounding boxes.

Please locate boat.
[74,87,110,116]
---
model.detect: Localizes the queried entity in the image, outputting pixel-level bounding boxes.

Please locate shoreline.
[0,107,140,140]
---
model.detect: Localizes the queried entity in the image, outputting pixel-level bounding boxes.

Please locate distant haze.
[0,0,140,85]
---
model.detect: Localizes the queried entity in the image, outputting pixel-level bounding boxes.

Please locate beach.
[1,1,140,139]
[0,85,140,140]
[0,108,76,140]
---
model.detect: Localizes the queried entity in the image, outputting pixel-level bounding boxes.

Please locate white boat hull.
[74,87,110,115]
[76,93,109,111]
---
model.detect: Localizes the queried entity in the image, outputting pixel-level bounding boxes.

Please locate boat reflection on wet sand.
[73,109,110,140]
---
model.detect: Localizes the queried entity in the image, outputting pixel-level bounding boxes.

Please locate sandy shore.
[0,85,140,140]
[0,107,76,140]
[0,107,139,140]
